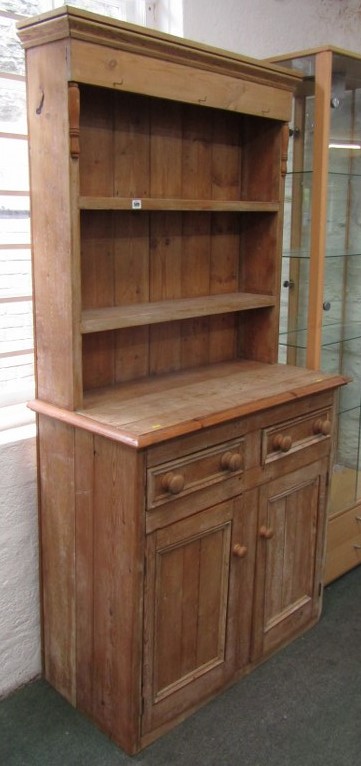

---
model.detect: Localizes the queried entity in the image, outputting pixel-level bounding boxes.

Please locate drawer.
[147,438,244,510]
[262,407,332,465]
[324,505,361,583]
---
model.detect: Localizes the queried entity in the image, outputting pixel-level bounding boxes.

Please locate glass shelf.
[283,248,361,259]
[279,321,361,348]
[287,170,361,178]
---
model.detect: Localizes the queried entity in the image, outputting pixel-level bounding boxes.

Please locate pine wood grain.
[29,361,348,449]
[70,39,293,122]
[142,501,234,735]
[75,434,145,752]
[38,416,76,703]
[252,459,328,659]
[81,293,276,333]
[26,42,82,408]
[79,197,280,212]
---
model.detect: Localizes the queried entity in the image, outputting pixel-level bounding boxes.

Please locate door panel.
[253,459,328,659]
[142,497,253,735]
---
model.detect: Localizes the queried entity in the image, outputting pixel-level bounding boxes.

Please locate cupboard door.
[252,459,328,660]
[142,497,253,736]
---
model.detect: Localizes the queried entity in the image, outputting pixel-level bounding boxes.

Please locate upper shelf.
[79,197,280,213]
[81,292,276,334]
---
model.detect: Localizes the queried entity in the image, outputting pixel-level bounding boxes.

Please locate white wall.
[183,0,361,58]
[0,427,40,698]
[2,0,361,700]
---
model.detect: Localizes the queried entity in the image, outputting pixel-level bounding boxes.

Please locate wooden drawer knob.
[313,418,331,436]
[259,525,274,540]
[161,472,185,495]
[233,543,248,558]
[220,451,243,472]
[272,434,292,452]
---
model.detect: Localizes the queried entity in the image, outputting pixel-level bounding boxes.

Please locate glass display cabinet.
[269,47,361,583]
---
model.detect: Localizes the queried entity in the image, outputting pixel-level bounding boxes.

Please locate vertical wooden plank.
[180,106,213,368]
[209,213,238,361]
[149,98,183,373]
[150,99,182,197]
[241,213,278,295]
[241,213,280,363]
[91,436,144,752]
[211,110,242,200]
[38,416,76,704]
[196,526,230,665]
[79,85,114,196]
[82,332,115,390]
[241,116,280,202]
[182,104,213,199]
[113,212,149,305]
[230,491,257,670]
[113,91,150,197]
[149,212,183,373]
[114,211,150,381]
[75,428,95,714]
[240,117,284,361]
[154,545,184,693]
[81,211,115,309]
[26,42,81,408]
[180,541,201,677]
[181,213,211,368]
[290,480,318,603]
[115,326,150,382]
[263,496,286,627]
[180,316,210,369]
[81,210,116,390]
[282,491,299,609]
[181,213,211,297]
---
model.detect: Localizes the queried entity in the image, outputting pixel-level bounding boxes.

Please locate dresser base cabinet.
[35,382,340,754]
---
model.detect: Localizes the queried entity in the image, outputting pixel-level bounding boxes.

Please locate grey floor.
[1,565,361,766]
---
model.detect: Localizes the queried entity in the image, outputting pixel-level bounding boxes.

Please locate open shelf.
[79,197,280,213]
[81,292,276,333]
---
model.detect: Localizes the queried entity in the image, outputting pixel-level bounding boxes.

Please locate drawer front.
[147,438,244,510]
[262,407,332,465]
[325,506,361,583]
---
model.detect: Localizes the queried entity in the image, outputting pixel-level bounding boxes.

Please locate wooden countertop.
[28,360,348,448]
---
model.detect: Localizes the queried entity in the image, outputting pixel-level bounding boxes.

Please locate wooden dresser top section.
[29,361,348,449]
[17,5,302,121]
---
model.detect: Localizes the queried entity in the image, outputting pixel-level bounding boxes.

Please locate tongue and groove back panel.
[79,86,283,390]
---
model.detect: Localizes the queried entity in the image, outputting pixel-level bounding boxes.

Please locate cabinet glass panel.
[276,49,361,523]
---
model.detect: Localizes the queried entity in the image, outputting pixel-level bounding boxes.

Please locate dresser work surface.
[31,360,346,447]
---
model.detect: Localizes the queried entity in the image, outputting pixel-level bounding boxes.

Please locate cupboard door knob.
[233,543,248,558]
[220,451,243,472]
[161,472,185,495]
[259,525,274,540]
[272,434,292,452]
[313,417,331,436]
